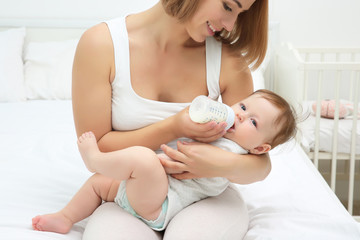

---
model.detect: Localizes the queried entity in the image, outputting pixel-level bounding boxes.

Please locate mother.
[72,0,269,239]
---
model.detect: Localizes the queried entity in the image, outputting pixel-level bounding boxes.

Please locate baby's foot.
[77,131,100,172]
[32,212,73,234]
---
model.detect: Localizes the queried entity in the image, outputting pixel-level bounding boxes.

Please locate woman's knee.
[83,202,163,240]
[163,186,249,240]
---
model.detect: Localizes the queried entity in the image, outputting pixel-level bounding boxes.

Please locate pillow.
[24,39,79,100]
[311,99,349,119]
[0,28,26,102]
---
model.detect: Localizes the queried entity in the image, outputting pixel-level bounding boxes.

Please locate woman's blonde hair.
[161,0,269,69]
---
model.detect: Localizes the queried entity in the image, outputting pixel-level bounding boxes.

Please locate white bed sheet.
[0,100,359,240]
[0,100,91,240]
[238,143,360,239]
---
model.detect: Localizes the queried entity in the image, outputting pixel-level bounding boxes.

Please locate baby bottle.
[189,95,235,130]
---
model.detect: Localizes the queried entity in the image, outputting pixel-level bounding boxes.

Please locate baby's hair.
[250,89,298,148]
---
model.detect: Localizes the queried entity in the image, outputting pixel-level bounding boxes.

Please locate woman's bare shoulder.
[77,23,113,55]
[220,45,253,104]
[74,23,115,81]
[221,45,249,72]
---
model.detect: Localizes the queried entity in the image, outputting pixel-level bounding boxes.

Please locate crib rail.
[276,43,360,220]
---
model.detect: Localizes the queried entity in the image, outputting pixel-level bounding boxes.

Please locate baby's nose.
[237,112,247,122]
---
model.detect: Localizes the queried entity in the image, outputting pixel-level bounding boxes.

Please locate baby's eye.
[223,2,232,12]
[240,104,246,111]
[251,119,257,127]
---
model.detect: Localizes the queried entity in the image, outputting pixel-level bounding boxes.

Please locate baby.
[32,89,297,233]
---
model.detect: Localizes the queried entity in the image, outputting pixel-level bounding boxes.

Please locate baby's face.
[223,94,280,151]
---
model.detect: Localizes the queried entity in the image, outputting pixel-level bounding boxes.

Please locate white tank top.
[105,17,222,132]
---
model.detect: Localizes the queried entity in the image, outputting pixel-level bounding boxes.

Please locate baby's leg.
[77,132,145,178]
[125,151,169,221]
[77,132,168,221]
[76,131,101,172]
[32,174,119,234]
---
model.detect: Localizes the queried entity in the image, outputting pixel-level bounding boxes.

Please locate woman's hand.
[157,153,185,175]
[171,107,227,143]
[159,141,230,179]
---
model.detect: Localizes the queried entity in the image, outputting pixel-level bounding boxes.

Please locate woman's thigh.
[82,202,163,240]
[163,184,249,240]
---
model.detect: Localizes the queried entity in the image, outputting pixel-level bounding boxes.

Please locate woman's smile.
[206,21,217,36]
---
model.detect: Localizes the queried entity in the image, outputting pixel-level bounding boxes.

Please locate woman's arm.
[160,141,271,184]
[72,24,226,153]
[72,24,176,152]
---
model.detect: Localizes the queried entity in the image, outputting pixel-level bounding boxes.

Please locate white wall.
[0,0,158,27]
[0,0,157,19]
[1,0,359,47]
[269,0,360,47]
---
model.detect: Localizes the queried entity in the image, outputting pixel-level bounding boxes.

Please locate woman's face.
[185,0,256,42]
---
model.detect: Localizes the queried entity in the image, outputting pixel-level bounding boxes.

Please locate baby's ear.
[249,144,271,155]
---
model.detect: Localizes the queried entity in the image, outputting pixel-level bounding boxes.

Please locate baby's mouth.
[227,123,235,132]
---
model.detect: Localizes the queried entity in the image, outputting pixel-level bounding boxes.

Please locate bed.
[1,7,360,240]
[1,101,360,240]
[276,43,360,219]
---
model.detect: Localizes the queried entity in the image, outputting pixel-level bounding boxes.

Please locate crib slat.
[348,73,360,214]
[349,53,356,101]
[302,53,311,101]
[330,70,341,192]
[303,71,308,101]
[313,71,323,168]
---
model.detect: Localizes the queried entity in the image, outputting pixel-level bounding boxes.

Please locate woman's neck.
[129,2,199,52]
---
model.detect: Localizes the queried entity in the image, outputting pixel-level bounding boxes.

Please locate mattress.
[299,101,360,154]
[0,100,359,239]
